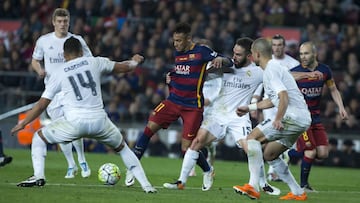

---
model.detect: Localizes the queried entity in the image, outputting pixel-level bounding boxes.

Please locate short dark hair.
[272,34,286,45]
[174,22,191,36]
[64,36,82,55]
[236,37,253,55]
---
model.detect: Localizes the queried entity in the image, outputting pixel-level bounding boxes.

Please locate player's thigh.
[228,119,252,148]
[181,108,203,140]
[264,141,289,161]
[92,117,123,149]
[296,127,316,151]
[200,118,226,141]
[312,123,328,146]
[257,119,306,148]
[41,117,79,144]
[148,100,180,129]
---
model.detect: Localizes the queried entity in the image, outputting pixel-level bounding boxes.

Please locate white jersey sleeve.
[263,59,308,111]
[41,69,61,100]
[203,77,222,103]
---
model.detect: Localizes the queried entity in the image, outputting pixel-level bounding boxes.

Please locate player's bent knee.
[316,151,329,159]
[304,149,316,158]
[114,140,125,152]
[263,150,283,161]
[190,139,204,151]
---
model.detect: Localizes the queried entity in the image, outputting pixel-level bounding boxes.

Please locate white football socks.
[247,139,263,192]
[32,132,47,179]
[179,149,199,184]
[259,162,268,188]
[59,142,76,168]
[119,143,152,188]
[268,158,304,195]
[72,138,86,164]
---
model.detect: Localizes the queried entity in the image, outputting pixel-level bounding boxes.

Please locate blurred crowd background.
[0,0,359,167]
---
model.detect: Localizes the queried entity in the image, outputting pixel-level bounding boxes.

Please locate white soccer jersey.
[210,63,263,120]
[203,77,222,115]
[263,59,309,121]
[201,63,263,143]
[32,32,92,85]
[263,54,300,120]
[42,56,115,120]
[272,54,299,70]
[257,59,311,147]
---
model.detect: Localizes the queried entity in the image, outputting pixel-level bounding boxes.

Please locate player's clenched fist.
[236,106,249,117]
[131,54,144,64]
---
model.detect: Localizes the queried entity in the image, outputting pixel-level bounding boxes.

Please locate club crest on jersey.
[246,70,252,77]
[210,51,217,57]
[175,53,201,62]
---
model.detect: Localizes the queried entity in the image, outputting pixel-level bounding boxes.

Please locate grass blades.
[0,148,359,203]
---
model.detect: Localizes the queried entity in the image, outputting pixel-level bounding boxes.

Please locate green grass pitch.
[0,148,359,203]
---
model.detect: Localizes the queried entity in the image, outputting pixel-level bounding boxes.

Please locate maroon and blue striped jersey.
[168,43,226,109]
[291,63,334,124]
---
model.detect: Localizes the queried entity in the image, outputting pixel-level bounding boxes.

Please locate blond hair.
[52,8,70,21]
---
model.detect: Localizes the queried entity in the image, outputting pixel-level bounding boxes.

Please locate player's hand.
[211,57,223,68]
[339,109,349,120]
[236,106,249,117]
[272,120,284,131]
[310,70,323,80]
[10,122,26,135]
[165,72,171,84]
[131,54,144,64]
[37,69,46,78]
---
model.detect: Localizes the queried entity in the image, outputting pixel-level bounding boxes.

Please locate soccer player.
[31,8,91,179]
[12,37,157,193]
[163,37,280,195]
[289,41,348,191]
[266,34,300,181]
[271,34,300,68]
[233,38,311,201]
[0,131,12,167]
[125,22,233,189]
[189,38,222,177]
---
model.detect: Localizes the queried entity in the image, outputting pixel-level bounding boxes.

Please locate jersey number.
[68,70,97,100]
[242,126,251,135]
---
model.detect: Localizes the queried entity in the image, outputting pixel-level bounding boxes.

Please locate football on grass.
[98,163,121,185]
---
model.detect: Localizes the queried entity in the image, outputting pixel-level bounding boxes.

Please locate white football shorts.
[256,115,310,148]
[41,114,123,149]
[200,116,252,148]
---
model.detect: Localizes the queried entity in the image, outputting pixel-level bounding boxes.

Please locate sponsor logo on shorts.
[187,134,195,138]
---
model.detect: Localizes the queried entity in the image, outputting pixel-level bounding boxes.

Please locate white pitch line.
[3,182,360,194]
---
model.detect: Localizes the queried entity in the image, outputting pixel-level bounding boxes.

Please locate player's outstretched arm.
[236,98,274,117]
[291,71,323,81]
[11,98,51,135]
[112,54,144,74]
